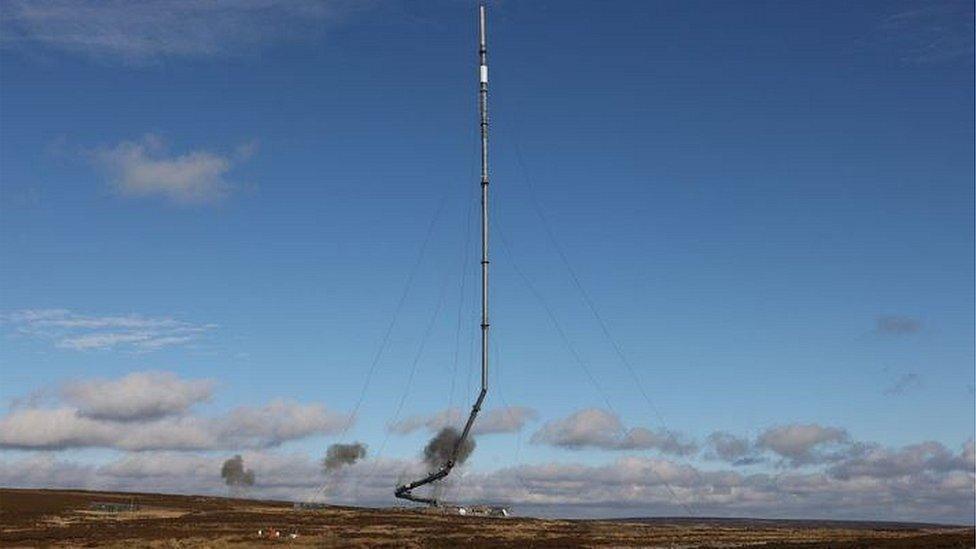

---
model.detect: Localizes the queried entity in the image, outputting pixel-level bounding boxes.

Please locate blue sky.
[0,0,973,522]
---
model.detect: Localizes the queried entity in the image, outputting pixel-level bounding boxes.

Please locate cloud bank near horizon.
[0,371,972,523]
[1,443,972,524]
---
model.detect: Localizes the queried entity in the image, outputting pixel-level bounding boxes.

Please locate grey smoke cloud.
[530,409,698,456]
[423,427,474,468]
[221,455,254,487]
[323,442,367,473]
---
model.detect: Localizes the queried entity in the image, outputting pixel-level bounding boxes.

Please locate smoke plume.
[423,427,474,467]
[323,442,367,473]
[220,455,255,487]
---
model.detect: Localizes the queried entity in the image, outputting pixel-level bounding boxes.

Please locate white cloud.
[531,408,625,449]
[101,452,216,481]
[63,371,214,421]
[884,373,923,395]
[93,135,251,204]
[3,308,215,351]
[828,440,974,480]
[0,372,349,451]
[0,400,349,451]
[878,4,975,65]
[476,407,540,435]
[704,432,763,466]
[0,454,97,489]
[530,409,697,456]
[389,406,538,436]
[389,408,461,435]
[0,408,117,450]
[0,0,350,63]
[756,424,851,467]
[875,315,922,335]
[7,309,181,330]
[113,415,215,451]
[617,427,698,456]
[214,400,349,449]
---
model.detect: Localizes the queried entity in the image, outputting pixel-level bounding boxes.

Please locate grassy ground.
[1,488,972,548]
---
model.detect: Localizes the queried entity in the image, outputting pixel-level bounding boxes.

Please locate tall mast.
[394,4,490,506]
[478,1,490,415]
